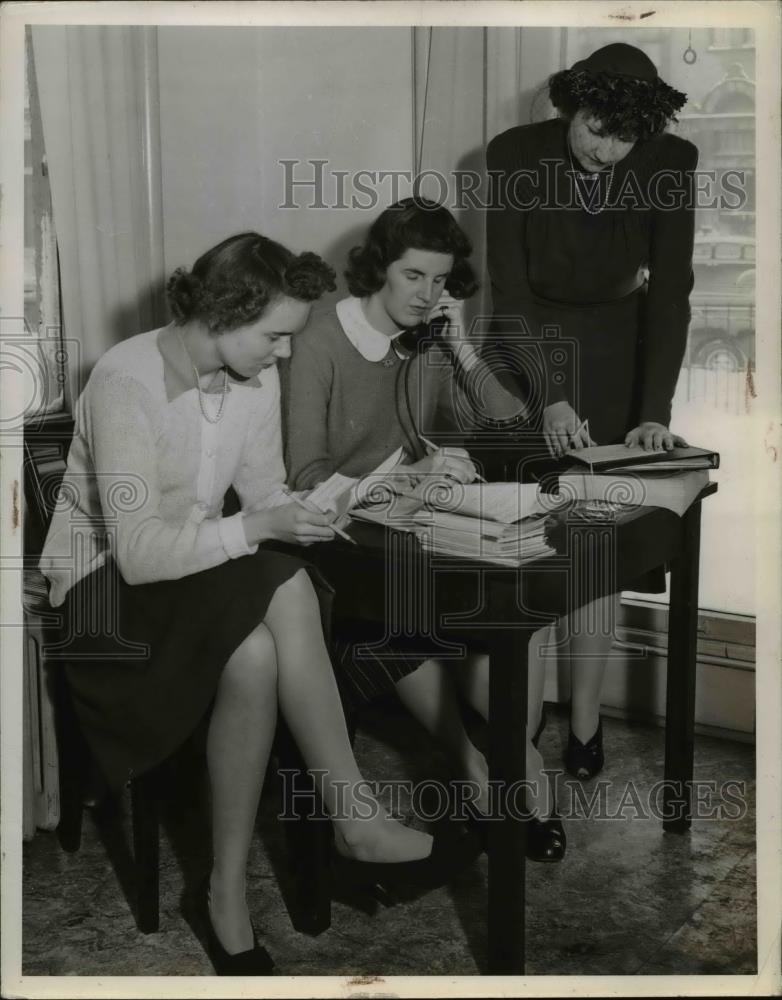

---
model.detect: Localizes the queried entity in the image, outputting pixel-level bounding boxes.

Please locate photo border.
[1,2,779,998]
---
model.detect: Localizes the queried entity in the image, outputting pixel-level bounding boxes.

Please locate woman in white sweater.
[41,233,474,975]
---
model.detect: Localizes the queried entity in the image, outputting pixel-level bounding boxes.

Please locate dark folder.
[566,444,720,472]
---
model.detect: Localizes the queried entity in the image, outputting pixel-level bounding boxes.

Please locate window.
[708,28,754,51]
[562,27,757,618]
[24,30,66,418]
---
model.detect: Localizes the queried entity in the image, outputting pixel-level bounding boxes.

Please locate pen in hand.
[282,488,358,545]
[418,434,487,483]
[567,418,589,450]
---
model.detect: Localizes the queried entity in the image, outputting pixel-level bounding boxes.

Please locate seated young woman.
[285,198,565,862]
[40,232,478,977]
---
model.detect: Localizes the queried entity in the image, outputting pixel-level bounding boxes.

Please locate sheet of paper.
[371,445,406,477]
[308,445,408,513]
[414,482,545,524]
[307,472,358,513]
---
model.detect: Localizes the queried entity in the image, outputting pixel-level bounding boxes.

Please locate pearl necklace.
[177,330,229,424]
[568,144,615,216]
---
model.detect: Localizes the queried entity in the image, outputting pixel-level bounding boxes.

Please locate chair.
[52,662,335,936]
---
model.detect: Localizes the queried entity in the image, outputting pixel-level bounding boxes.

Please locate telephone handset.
[393,312,450,358]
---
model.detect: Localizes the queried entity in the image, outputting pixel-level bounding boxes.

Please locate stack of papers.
[414,510,553,566]
[557,443,717,517]
[351,481,556,566]
[558,468,710,517]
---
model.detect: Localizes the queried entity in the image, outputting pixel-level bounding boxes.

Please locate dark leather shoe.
[332,824,481,902]
[526,815,566,862]
[565,718,604,780]
[465,805,566,863]
[192,877,274,976]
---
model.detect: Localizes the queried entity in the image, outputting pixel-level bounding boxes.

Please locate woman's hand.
[624,422,689,452]
[431,296,463,344]
[406,447,478,485]
[245,503,335,547]
[543,401,595,457]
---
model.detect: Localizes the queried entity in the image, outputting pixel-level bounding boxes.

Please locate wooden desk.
[308,485,717,974]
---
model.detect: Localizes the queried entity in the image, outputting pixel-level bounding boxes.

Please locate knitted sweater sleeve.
[638,137,699,426]
[285,334,335,490]
[433,342,531,432]
[86,368,246,585]
[485,127,565,408]
[232,368,290,513]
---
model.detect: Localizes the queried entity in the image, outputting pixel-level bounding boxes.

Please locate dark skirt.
[56,550,332,791]
[513,285,665,594]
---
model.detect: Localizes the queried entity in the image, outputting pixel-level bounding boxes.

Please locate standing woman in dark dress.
[486,43,696,778]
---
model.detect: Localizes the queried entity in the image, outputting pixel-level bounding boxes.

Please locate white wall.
[157,27,414,292]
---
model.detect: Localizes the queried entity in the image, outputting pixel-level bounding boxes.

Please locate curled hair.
[345,197,478,300]
[167,233,336,333]
[548,69,687,142]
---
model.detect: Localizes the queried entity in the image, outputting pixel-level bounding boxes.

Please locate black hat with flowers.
[548,42,688,142]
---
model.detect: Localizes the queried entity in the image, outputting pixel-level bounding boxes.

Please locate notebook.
[566,444,719,472]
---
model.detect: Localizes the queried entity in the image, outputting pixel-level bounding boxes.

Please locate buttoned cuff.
[218,513,259,559]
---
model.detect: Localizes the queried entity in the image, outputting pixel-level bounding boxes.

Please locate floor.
[22,703,757,978]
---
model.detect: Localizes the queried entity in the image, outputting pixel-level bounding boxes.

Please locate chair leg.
[131,770,160,934]
[276,721,333,935]
[55,672,87,853]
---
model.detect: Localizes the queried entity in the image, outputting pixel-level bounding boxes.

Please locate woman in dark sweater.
[486,43,696,778]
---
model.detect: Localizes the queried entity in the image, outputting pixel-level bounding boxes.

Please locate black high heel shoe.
[191,877,275,976]
[466,804,566,863]
[565,717,604,780]
[526,814,566,863]
[332,824,481,902]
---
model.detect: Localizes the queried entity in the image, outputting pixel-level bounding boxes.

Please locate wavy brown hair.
[345,198,478,300]
[167,232,336,333]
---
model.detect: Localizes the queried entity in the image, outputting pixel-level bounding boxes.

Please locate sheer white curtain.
[30,26,166,392]
[411,26,565,326]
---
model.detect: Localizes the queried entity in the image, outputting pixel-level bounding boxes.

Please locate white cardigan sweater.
[41,327,288,606]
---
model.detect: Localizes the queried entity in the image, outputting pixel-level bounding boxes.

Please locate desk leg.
[663,501,702,833]
[487,618,529,974]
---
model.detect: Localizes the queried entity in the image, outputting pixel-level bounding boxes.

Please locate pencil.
[282,488,358,545]
[418,434,487,482]
[569,417,589,448]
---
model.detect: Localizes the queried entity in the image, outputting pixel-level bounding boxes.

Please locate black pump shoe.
[191,877,274,976]
[565,717,605,780]
[526,815,566,863]
[332,824,481,902]
[465,805,566,863]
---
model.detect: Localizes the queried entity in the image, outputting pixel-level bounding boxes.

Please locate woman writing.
[285,198,565,862]
[486,42,696,777]
[40,233,473,976]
